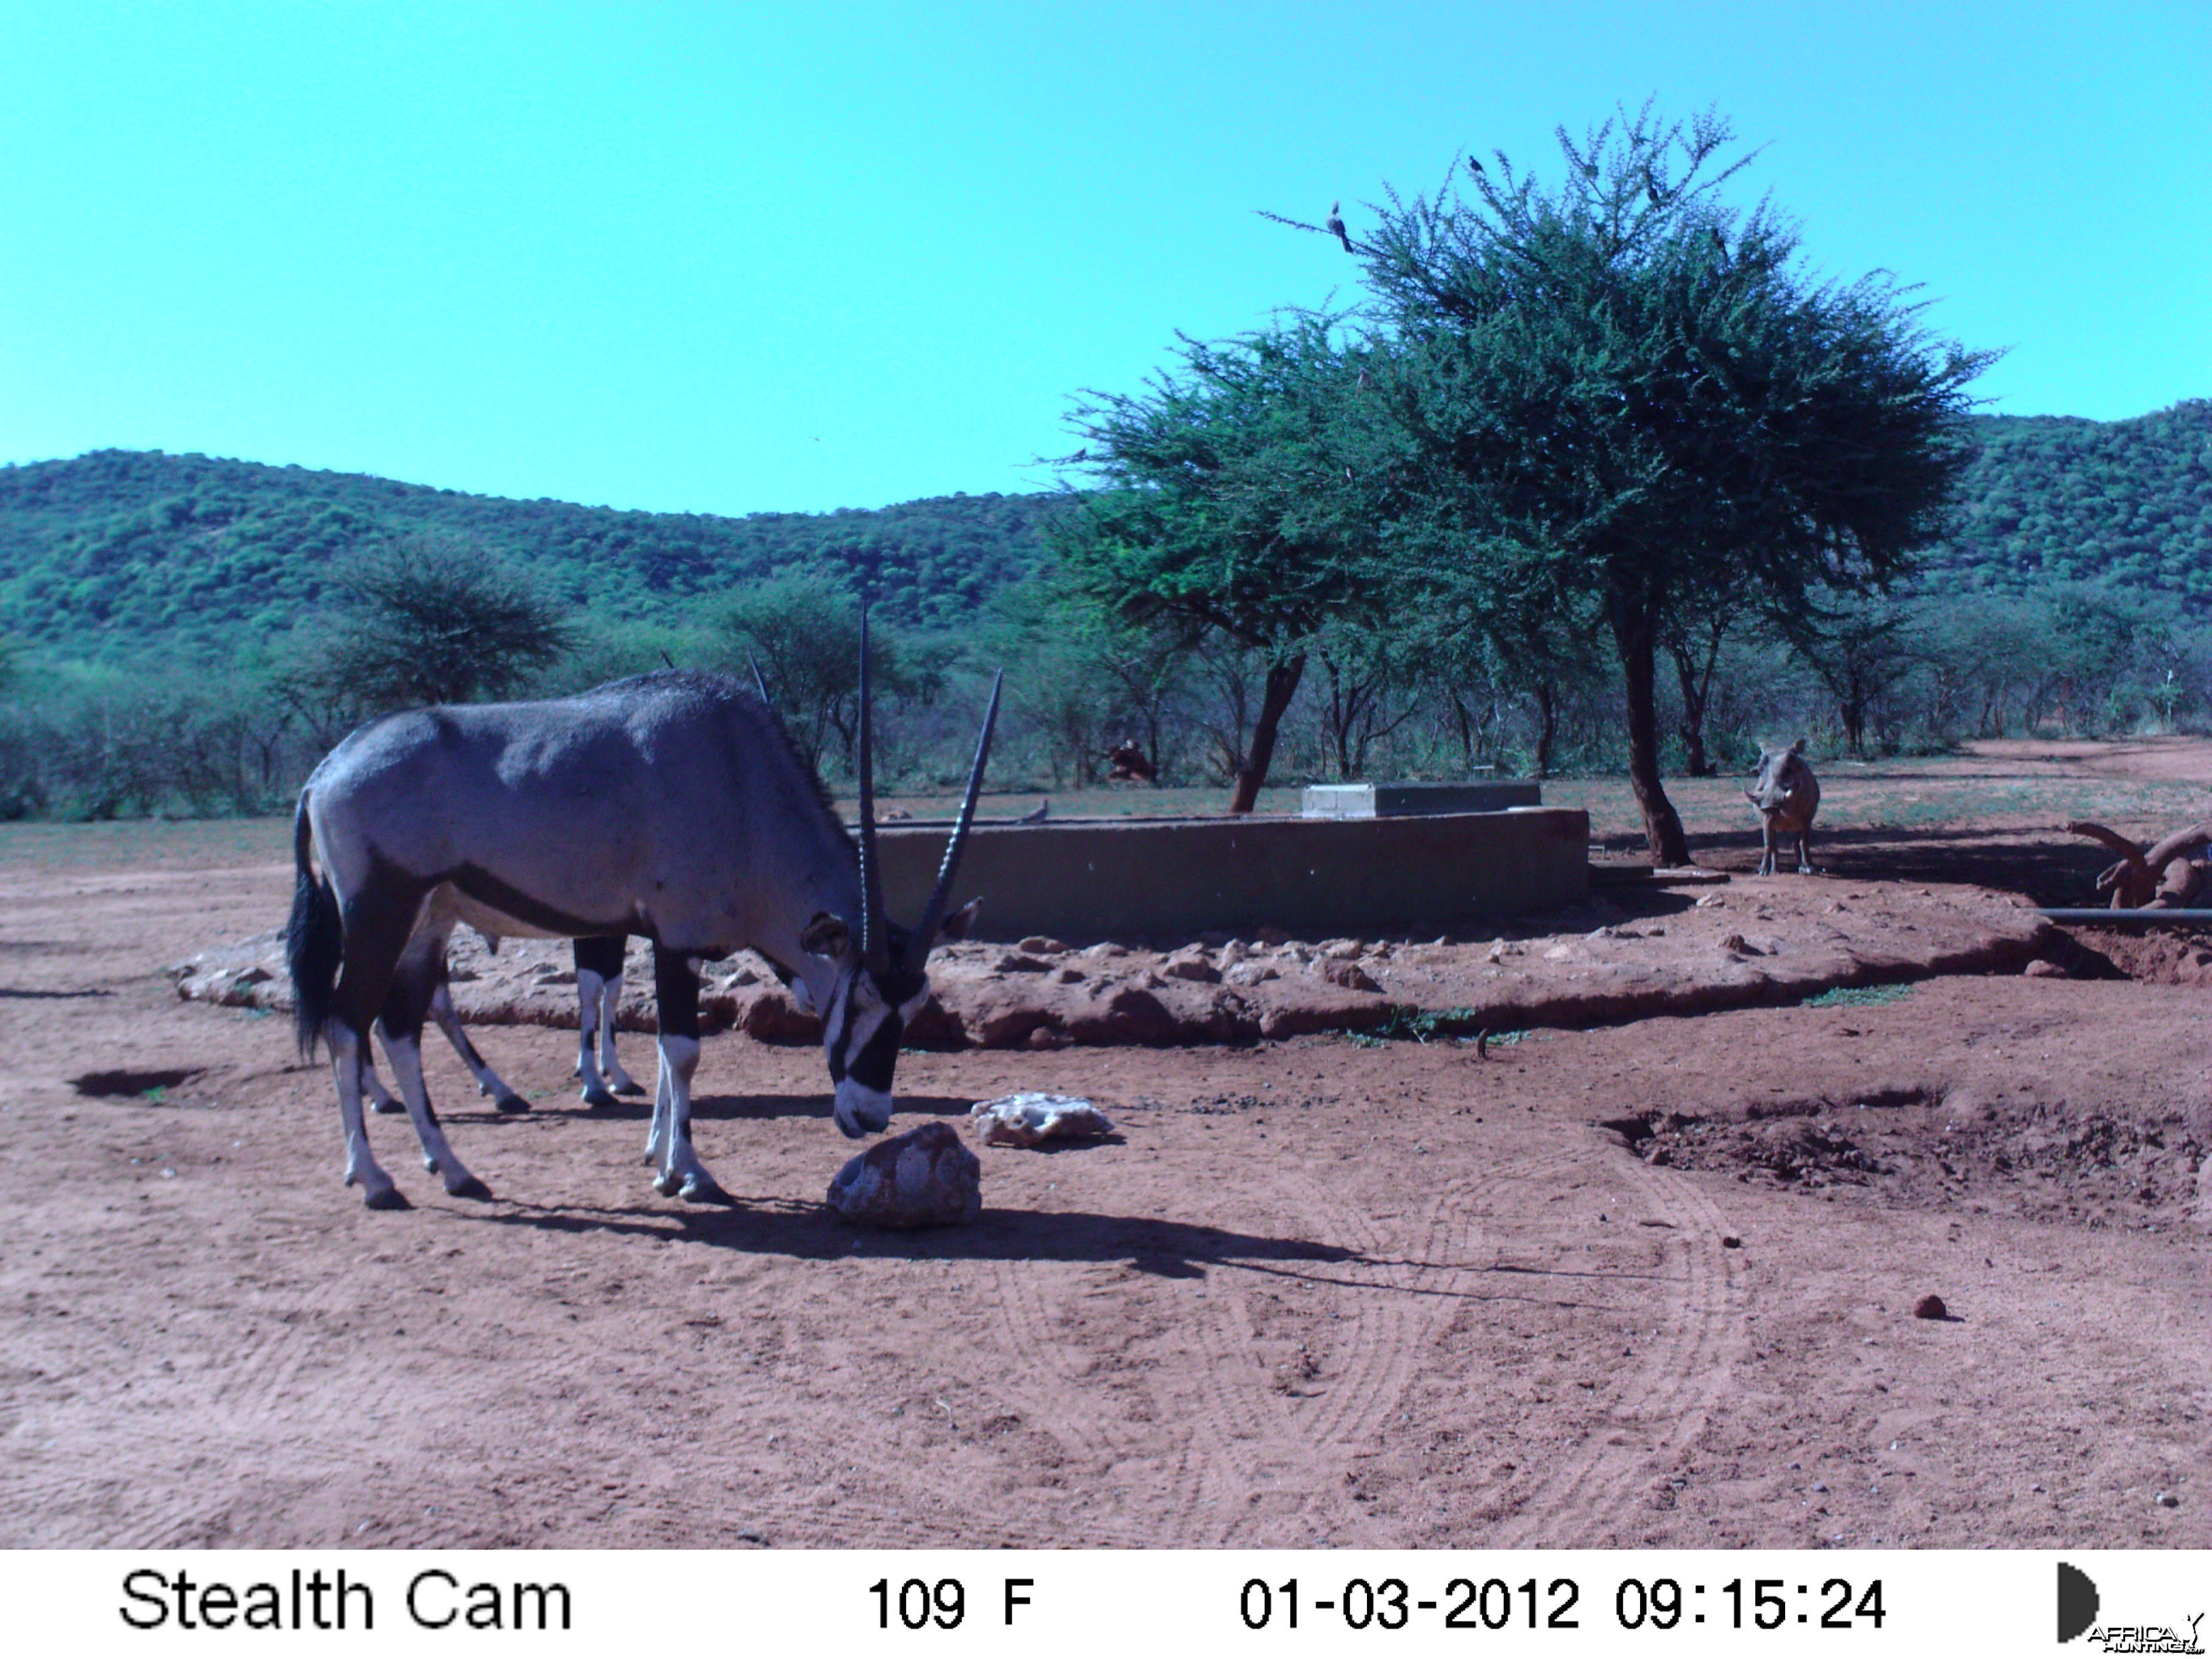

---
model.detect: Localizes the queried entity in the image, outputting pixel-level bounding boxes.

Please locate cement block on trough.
[1302,780,1542,817]
[877,806,1589,941]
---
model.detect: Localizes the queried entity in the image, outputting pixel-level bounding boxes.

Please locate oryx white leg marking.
[650,1034,726,1202]
[577,968,619,1108]
[644,1044,672,1166]
[363,1054,405,1116]
[427,981,524,1109]
[599,971,641,1094]
[377,1028,491,1200]
[329,1023,403,1208]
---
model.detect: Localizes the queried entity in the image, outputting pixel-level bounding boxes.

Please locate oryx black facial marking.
[823,966,922,1094]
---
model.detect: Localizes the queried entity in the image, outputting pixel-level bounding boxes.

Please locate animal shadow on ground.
[468,1193,1658,1309]
[449,1090,979,1128]
[469,1196,1356,1282]
[1684,824,2119,905]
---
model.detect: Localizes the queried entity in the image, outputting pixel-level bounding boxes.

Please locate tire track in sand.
[1488,1142,1748,1547]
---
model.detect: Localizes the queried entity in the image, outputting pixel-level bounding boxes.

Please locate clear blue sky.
[2,2,2205,516]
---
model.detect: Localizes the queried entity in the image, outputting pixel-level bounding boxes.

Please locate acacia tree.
[1790,591,1923,757]
[717,573,939,774]
[1329,103,1989,863]
[279,537,573,733]
[1058,318,1396,813]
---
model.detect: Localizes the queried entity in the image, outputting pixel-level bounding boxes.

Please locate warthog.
[1747,739,1820,875]
[1104,741,1157,783]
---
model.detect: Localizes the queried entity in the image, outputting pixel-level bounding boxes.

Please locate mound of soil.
[1606,1056,2212,1234]
[171,876,2057,1048]
[2064,926,2212,986]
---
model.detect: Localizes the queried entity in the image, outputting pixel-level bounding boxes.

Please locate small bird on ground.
[1018,800,1050,825]
[1325,201,1352,252]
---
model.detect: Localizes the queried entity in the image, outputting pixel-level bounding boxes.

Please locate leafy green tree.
[306,537,573,715]
[1311,615,1430,781]
[1058,318,1397,812]
[715,573,943,775]
[1790,592,1923,758]
[1333,102,1991,862]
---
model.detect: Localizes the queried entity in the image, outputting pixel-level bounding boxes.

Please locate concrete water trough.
[877,802,1589,942]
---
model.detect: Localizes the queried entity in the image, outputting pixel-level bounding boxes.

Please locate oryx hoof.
[678,1174,735,1207]
[581,1084,620,1111]
[445,1174,494,1201]
[652,1168,684,1197]
[363,1185,412,1211]
[369,1097,404,1116]
[615,1079,647,1097]
[493,1092,531,1113]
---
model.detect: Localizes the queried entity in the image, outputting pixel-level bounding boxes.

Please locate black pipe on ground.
[2039,908,2212,927]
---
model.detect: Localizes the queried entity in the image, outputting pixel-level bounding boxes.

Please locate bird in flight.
[1325,201,1352,252]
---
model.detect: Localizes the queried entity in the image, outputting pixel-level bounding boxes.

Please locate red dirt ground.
[3,745,2210,1549]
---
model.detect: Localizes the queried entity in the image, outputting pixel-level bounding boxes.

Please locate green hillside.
[1926,399,2212,600]
[0,449,1064,663]
[3,400,2207,666]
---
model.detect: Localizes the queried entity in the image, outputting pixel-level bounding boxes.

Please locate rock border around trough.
[171,879,2059,1050]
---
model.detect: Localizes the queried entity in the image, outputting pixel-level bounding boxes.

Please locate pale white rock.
[970,1092,1115,1149]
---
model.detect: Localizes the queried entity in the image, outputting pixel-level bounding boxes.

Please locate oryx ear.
[934,897,983,944]
[799,912,852,959]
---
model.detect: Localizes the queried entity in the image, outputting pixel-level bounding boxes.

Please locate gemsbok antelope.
[287,628,1001,1208]
[363,655,794,1116]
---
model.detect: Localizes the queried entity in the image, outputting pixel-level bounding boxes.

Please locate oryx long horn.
[855,608,890,972]
[748,654,772,706]
[914,669,1004,952]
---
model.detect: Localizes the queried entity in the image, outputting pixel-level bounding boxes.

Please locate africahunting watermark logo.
[2060,1563,2206,1652]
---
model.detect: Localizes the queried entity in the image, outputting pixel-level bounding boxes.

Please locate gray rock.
[826,1122,981,1229]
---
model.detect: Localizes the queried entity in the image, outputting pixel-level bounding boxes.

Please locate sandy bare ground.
[4,750,2211,1550]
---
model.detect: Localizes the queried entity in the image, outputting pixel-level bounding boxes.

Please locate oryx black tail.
[285,791,344,1061]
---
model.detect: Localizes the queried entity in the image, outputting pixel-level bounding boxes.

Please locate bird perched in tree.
[1643,166,1662,201]
[1325,201,1351,252]
[1708,226,1728,260]
[1467,155,1486,181]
